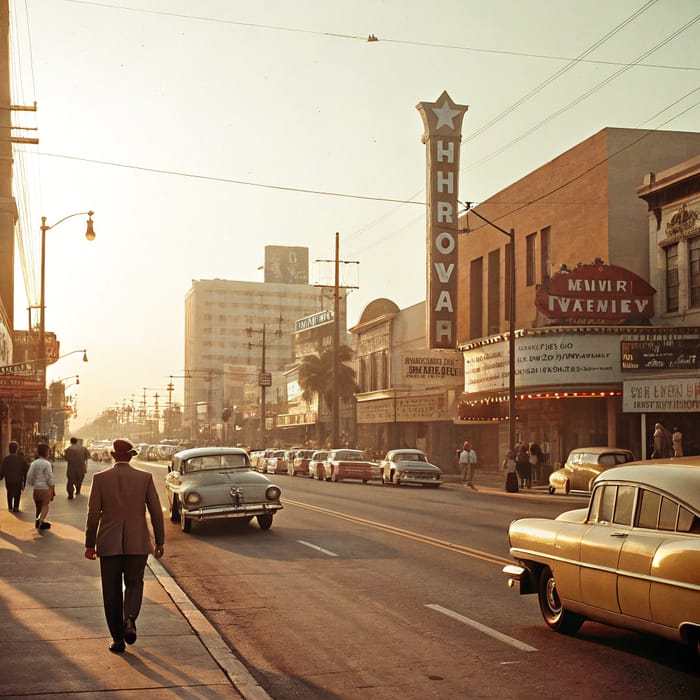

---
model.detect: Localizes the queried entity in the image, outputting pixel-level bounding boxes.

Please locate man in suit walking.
[84,438,165,653]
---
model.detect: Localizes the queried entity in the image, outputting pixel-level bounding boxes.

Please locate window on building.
[487,249,500,335]
[665,244,679,312]
[690,236,700,308]
[469,257,483,339]
[540,226,551,282]
[526,233,536,286]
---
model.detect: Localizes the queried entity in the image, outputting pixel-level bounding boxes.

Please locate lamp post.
[460,202,517,452]
[38,211,95,379]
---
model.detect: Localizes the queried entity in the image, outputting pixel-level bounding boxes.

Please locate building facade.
[455,127,700,470]
[183,248,347,446]
[351,299,461,469]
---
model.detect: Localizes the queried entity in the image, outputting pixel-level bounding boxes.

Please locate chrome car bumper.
[503,563,537,595]
[184,502,283,520]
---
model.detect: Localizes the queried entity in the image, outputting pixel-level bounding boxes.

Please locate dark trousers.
[66,468,85,496]
[5,480,22,510]
[99,554,148,642]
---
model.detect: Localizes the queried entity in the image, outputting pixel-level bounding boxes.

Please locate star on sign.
[432,100,462,130]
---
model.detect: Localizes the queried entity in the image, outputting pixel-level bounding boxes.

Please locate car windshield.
[394,453,427,462]
[335,450,364,461]
[185,454,248,472]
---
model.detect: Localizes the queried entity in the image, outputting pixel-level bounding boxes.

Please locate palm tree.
[298,345,358,445]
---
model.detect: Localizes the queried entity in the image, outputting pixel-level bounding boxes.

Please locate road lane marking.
[297,540,339,557]
[284,498,511,567]
[426,604,538,652]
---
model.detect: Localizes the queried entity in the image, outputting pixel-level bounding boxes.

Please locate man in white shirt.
[458,441,478,490]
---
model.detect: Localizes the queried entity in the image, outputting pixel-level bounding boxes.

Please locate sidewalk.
[0,461,269,700]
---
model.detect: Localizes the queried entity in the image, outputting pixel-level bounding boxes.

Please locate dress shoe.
[39,521,51,530]
[123,616,137,645]
[67,494,74,500]
[35,519,40,529]
[109,640,126,653]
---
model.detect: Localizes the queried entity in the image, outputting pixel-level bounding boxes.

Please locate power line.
[65,0,699,71]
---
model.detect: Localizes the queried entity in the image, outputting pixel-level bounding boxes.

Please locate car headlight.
[266,485,281,501]
[184,492,202,506]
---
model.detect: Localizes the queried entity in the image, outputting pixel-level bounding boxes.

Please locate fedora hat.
[112,438,137,458]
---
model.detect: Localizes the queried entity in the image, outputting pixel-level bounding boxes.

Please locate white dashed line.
[297,540,339,557]
[426,603,538,652]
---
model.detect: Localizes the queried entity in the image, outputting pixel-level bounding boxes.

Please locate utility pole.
[315,233,358,448]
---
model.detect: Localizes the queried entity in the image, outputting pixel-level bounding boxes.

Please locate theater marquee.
[417,91,468,349]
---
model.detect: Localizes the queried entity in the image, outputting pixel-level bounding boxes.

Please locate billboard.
[264,246,309,285]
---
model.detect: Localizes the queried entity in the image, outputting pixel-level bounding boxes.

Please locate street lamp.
[460,202,516,452]
[38,211,95,377]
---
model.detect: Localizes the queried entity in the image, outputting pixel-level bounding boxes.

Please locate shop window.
[665,244,679,312]
[526,232,536,286]
[690,236,700,308]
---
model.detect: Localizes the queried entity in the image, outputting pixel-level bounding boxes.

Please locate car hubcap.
[546,578,561,615]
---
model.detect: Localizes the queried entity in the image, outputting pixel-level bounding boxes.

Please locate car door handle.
[610,531,628,538]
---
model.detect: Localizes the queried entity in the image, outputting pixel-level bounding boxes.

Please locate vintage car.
[290,449,315,476]
[164,446,282,533]
[319,448,375,483]
[548,446,634,494]
[379,449,442,487]
[264,449,288,475]
[308,450,329,480]
[503,458,700,656]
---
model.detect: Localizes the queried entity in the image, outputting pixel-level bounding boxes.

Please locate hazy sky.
[9,0,699,429]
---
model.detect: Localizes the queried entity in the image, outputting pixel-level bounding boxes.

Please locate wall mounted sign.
[535,262,656,325]
[623,377,700,412]
[621,339,699,371]
[416,91,468,349]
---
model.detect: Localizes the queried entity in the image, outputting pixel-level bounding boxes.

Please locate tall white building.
[183,266,346,444]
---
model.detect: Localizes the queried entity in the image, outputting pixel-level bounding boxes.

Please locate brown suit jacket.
[85,462,165,556]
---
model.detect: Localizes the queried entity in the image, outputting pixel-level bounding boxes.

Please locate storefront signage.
[0,376,45,401]
[0,320,11,366]
[356,393,452,423]
[463,333,621,393]
[295,309,333,333]
[401,350,462,386]
[417,91,468,348]
[621,339,698,370]
[535,263,655,324]
[356,398,394,424]
[623,378,700,412]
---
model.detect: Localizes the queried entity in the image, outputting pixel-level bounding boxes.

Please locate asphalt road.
[141,463,700,699]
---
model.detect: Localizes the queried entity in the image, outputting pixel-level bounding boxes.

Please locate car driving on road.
[504,457,700,657]
[164,446,283,533]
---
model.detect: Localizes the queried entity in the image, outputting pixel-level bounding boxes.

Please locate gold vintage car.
[548,446,634,494]
[504,457,700,657]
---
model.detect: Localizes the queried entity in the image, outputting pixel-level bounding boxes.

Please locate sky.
[7,0,700,430]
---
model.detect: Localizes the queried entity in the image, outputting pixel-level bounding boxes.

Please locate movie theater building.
[455,127,700,469]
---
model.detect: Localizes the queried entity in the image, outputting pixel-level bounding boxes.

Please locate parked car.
[164,446,283,533]
[308,450,328,480]
[548,446,634,494]
[290,449,315,476]
[503,458,700,657]
[379,449,442,487]
[320,448,375,483]
[265,449,288,475]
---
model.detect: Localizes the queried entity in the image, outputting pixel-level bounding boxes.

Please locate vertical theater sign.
[417,91,468,349]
